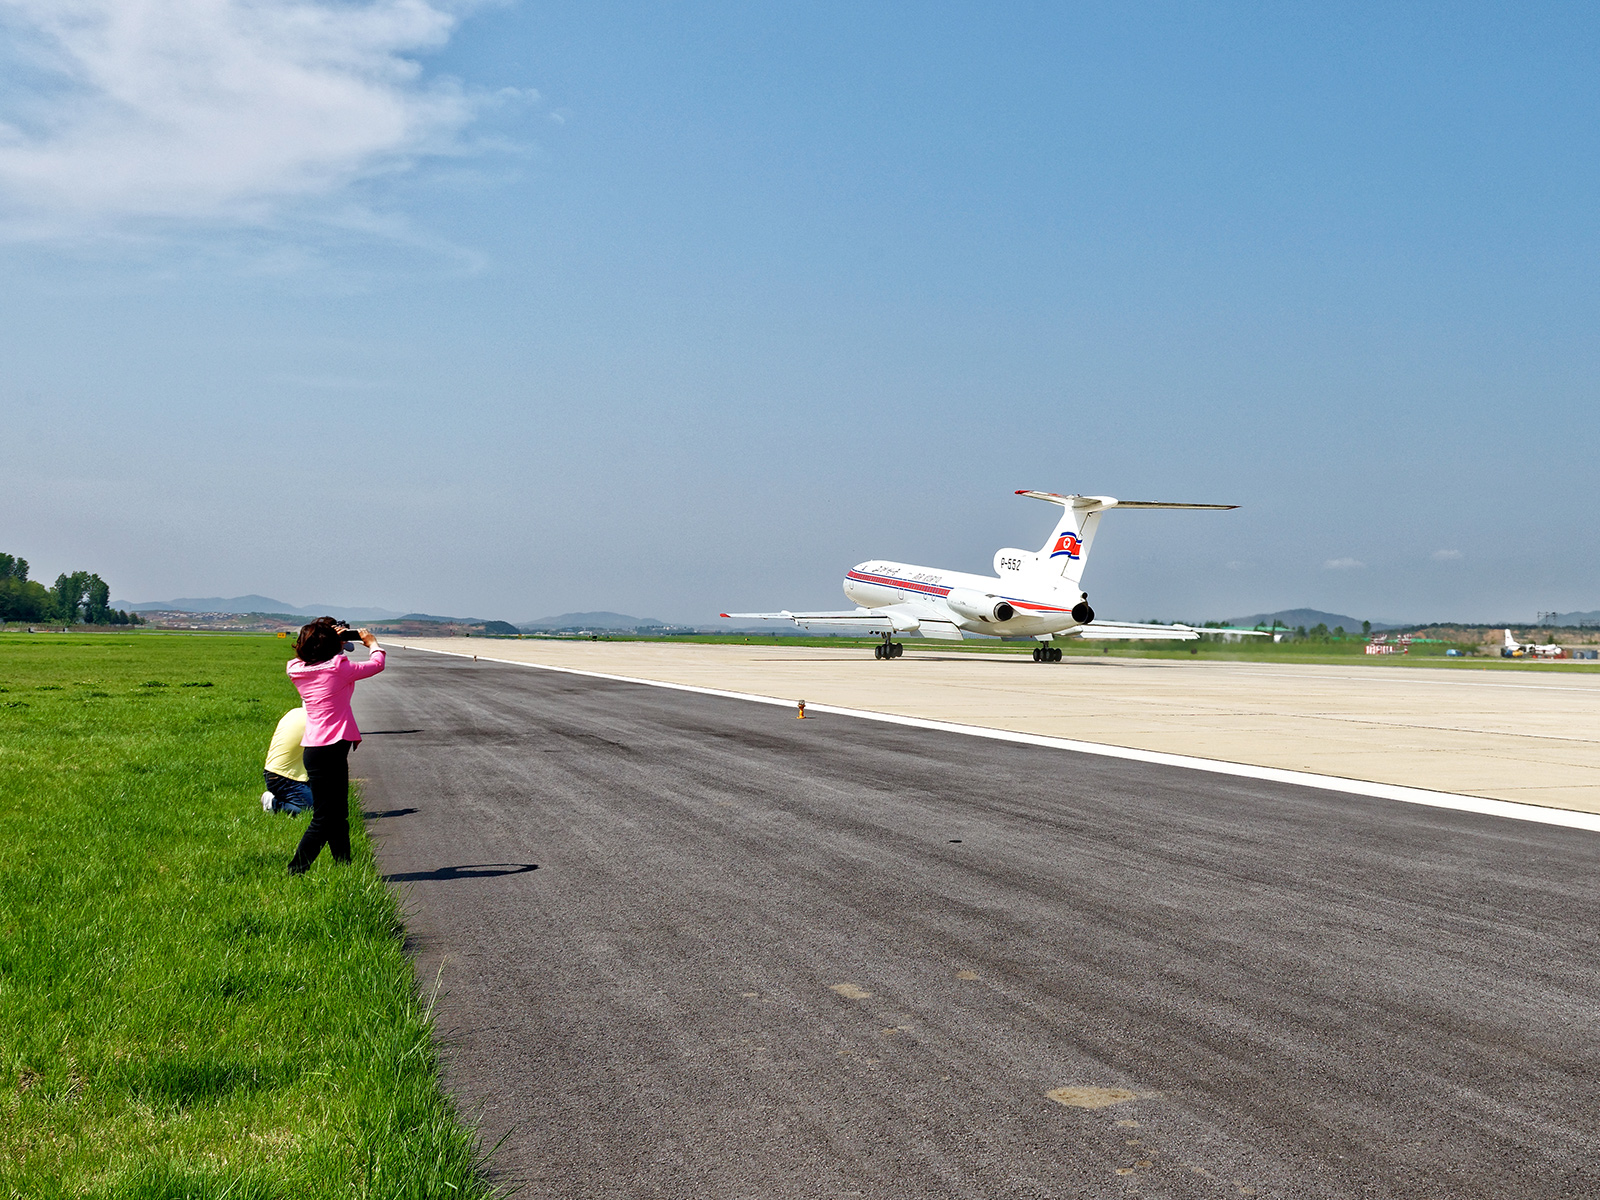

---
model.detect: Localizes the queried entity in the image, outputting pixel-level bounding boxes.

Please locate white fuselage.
[843,560,1084,638]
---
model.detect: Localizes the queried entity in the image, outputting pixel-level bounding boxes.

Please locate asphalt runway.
[354,649,1600,1199]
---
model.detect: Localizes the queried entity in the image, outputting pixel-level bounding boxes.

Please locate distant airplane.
[1502,629,1564,658]
[724,490,1268,661]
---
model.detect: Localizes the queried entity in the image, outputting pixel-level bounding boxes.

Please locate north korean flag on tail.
[1050,532,1083,559]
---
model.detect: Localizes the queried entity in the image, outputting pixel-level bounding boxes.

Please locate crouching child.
[261,706,314,816]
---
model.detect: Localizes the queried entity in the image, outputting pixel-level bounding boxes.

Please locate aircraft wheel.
[891,642,903,657]
[874,643,884,659]
[1031,647,1041,662]
[1050,647,1063,663]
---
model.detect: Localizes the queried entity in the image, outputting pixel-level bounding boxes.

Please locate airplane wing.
[1066,622,1275,640]
[722,608,899,632]
[1067,621,1204,641]
[722,604,952,636]
[1063,621,1268,641]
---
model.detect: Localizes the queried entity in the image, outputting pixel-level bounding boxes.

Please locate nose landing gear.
[874,634,904,659]
[1032,644,1063,663]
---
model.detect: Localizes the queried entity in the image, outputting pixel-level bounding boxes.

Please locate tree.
[50,572,91,624]
[1362,620,1371,636]
[85,574,111,624]
[1,555,140,626]
[0,576,50,621]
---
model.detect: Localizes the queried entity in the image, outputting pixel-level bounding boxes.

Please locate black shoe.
[287,861,308,876]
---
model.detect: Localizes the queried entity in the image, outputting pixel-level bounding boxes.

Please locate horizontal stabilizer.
[1109,501,1239,510]
[1014,490,1236,511]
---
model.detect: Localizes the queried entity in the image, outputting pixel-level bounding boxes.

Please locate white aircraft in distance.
[723,489,1268,662]
[1502,629,1564,658]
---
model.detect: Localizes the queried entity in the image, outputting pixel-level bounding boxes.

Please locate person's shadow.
[362,807,419,820]
[384,863,539,883]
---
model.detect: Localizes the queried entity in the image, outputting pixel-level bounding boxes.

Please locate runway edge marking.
[387,643,1600,835]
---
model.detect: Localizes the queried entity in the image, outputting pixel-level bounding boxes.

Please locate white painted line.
[385,643,1600,836]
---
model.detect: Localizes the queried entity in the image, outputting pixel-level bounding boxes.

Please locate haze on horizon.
[3,2,1597,627]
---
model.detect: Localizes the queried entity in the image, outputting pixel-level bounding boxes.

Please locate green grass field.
[0,633,495,1199]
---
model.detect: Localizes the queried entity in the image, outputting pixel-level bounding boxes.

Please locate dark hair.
[294,616,346,664]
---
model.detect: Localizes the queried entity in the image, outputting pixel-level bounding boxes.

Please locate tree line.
[0,554,143,625]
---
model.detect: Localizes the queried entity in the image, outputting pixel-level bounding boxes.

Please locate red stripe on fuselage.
[844,569,1072,613]
[845,569,951,598]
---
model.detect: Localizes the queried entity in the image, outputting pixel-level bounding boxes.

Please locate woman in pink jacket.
[285,617,387,875]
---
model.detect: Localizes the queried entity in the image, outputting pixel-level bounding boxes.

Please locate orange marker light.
[797,700,807,719]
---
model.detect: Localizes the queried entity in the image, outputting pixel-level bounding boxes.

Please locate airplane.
[1502,629,1564,658]
[723,489,1268,662]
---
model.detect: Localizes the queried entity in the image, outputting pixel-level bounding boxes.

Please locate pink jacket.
[286,648,386,746]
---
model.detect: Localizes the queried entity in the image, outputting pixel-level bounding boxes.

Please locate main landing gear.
[874,634,904,660]
[1032,644,1063,663]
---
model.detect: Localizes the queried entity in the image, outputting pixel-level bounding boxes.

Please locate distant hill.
[1227,608,1401,631]
[391,612,493,624]
[118,595,407,621]
[520,611,668,631]
[1554,610,1600,625]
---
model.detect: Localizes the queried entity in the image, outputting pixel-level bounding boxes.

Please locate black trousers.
[289,740,354,873]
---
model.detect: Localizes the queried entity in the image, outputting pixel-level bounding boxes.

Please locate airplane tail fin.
[1505,628,1517,647]
[1018,493,1110,587]
[1013,491,1238,588]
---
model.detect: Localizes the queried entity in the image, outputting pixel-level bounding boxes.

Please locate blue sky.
[2,2,1597,624]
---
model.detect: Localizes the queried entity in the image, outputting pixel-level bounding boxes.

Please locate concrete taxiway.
[355,649,1600,1199]
[388,638,1600,813]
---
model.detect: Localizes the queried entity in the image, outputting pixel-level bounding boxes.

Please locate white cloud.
[0,0,477,233]
[1322,557,1365,570]
[1431,548,1463,561]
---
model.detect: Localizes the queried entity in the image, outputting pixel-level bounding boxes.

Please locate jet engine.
[1071,601,1094,624]
[946,589,1016,624]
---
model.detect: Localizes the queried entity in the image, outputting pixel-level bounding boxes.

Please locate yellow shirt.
[265,707,308,782]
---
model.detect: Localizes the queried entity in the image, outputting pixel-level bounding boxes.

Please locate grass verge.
[0,633,496,1198]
